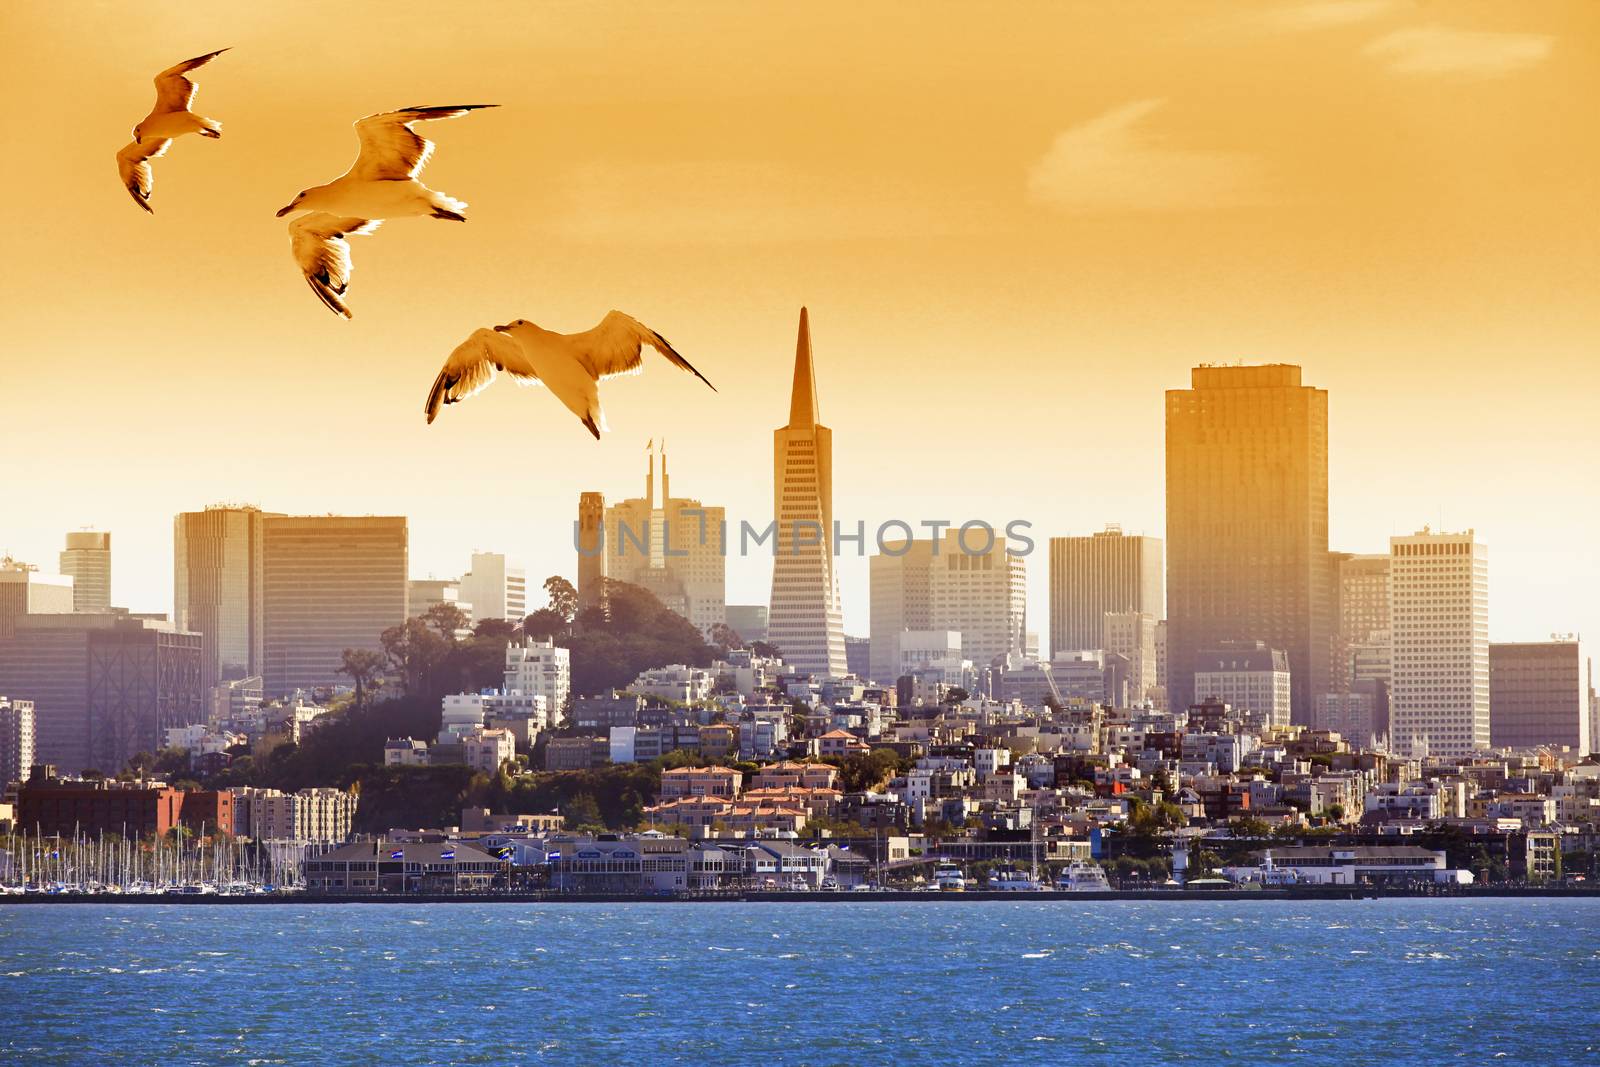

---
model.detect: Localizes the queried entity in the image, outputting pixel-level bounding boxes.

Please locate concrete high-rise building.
[1103,610,1160,706]
[0,696,36,788]
[725,605,769,645]
[262,516,408,697]
[1389,529,1488,759]
[767,308,846,677]
[872,529,1025,682]
[1334,553,1390,690]
[601,446,726,635]
[0,613,202,775]
[59,532,111,613]
[1193,640,1293,729]
[459,552,527,624]
[1048,526,1163,656]
[869,539,934,683]
[1166,364,1332,726]
[175,506,274,690]
[1489,640,1589,754]
[408,578,470,623]
[929,528,1027,671]
[577,492,607,612]
[0,560,74,640]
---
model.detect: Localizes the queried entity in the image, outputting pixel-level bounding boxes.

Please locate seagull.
[114,48,229,212]
[276,105,497,317]
[424,311,717,438]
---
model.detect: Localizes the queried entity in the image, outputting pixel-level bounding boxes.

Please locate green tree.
[380,618,450,696]
[544,575,579,624]
[338,647,386,710]
[422,601,470,640]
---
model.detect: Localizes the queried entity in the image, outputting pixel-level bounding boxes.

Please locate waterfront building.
[1048,526,1163,656]
[261,515,408,697]
[767,308,847,678]
[459,551,527,624]
[1257,845,1453,886]
[1193,640,1292,729]
[0,612,202,774]
[174,505,273,690]
[16,776,186,838]
[303,839,500,893]
[1166,364,1332,726]
[1389,528,1489,759]
[1489,640,1589,753]
[232,786,356,843]
[0,696,36,788]
[0,560,74,640]
[59,531,111,613]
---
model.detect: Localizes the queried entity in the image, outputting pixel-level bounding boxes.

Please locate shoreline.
[3,887,1595,905]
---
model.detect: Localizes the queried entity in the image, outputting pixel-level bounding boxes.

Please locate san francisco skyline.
[2,1,1595,646]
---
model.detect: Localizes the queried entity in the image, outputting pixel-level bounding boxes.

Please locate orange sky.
[2,1,1596,650]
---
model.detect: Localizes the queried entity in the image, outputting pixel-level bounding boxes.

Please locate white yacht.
[987,866,1046,891]
[934,863,967,892]
[1055,860,1112,892]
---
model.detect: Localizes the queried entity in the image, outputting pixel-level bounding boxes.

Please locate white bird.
[276,105,498,316]
[425,311,717,438]
[114,48,229,213]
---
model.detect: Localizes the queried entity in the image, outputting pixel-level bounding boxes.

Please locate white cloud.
[1263,1,1398,31]
[1364,26,1553,76]
[1027,99,1264,214]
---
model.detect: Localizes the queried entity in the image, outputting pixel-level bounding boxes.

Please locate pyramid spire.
[788,306,820,428]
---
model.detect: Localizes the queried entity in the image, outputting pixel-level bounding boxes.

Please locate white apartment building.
[459,551,527,623]
[1389,529,1489,759]
[0,696,36,788]
[504,639,571,719]
[628,665,716,705]
[1193,641,1293,729]
[929,528,1027,671]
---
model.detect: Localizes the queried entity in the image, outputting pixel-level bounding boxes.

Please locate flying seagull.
[114,48,229,212]
[276,105,498,317]
[424,311,717,438]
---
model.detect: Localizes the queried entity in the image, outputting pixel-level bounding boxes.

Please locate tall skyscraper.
[1165,364,1331,726]
[929,529,1027,671]
[59,531,111,613]
[871,531,1025,681]
[0,696,36,788]
[459,552,527,623]
[869,539,935,683]
[1489,640,1589,754]
[1047,526,1163,655]
[601,444,726,634]
[577,492,607,612]
[175,506,273,690]
[1334,553,1390,690]
[767,308,846,677]
[0,613,202,775]
[262,516,408,697]
[0,560,74,640]
[1389,528,1488,759]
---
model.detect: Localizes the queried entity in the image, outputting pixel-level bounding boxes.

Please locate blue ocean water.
[1,899,1596,1064]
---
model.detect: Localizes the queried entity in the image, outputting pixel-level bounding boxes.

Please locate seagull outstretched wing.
[115,139,172,212]
[288,213,383,317]
[153,48,229,113]
[425,326,540,423]
[349,105,499,181]
[573,311,716,391]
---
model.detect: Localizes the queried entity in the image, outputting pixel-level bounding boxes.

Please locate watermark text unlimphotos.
[575,516,1035,558]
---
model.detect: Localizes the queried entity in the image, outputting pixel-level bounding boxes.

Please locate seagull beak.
[275,205,293,217]
[493,324,511,333]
